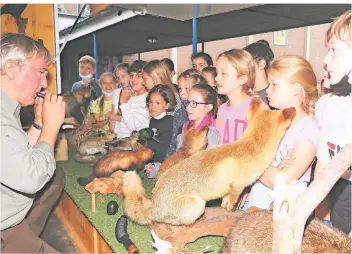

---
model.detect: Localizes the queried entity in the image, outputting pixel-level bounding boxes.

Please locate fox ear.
[281,107,296,122]
[247,97,265,122]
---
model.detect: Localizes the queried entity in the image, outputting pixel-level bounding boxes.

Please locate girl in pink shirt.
[215,49,257,145]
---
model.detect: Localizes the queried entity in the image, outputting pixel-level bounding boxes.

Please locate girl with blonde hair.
[215,48,256,145]
[245,55,320,210]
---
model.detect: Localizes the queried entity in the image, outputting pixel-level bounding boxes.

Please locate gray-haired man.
[1,33,66,252]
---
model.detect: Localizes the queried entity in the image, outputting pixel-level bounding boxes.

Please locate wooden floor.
[56,192,113,253]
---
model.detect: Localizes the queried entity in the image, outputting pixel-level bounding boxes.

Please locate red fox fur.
[156,126,209,180]
[77,143,153,186]
[122,98,296,226]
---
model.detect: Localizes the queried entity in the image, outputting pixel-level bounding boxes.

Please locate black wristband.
[32,122,42,130]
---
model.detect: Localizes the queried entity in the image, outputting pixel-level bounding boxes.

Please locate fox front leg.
[221,183,243,212]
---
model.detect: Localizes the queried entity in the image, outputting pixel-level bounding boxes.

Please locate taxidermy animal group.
[66,112,103,150]
[77,142,153,186]
[63,85,94,124]
[122,98,296,225]
[76,130,117,159]
[223,209,351,253]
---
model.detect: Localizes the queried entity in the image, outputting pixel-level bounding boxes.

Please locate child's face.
[324,36,352,85]
[116,68,129,87]
[186,89,210,122]
[202,71,216,87]
[192,57,209,72]
[266,74,297,109]
[177,77,192,101]
[141,72,155,91]
[100,76,117,93]
[148,93,169,117]
[129,72,146,93]
[79,62,95,76]
[215,56,246,96]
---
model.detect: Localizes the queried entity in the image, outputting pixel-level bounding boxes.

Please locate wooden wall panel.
[1,4,57,93]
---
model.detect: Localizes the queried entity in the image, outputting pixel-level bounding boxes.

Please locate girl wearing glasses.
[215,49,256,145]
[144,84,176,179]
[178,84,220,149]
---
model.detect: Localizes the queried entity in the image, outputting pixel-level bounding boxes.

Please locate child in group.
[178,83,220,149]
[215,49,256,145]
[114,63,130,88]
[90,72,118,131]
[202,66,217,88]
[201,66,228,106]
[243,40,274,105]
[142,60,188,157]
[113,60,150,138]
[177,69,207,101]
[161,58,177,87]
[144,84,176,179]
[314,10,351,236]
[246,55,320,210]
[72,55,102,99]
[191,52,213,72]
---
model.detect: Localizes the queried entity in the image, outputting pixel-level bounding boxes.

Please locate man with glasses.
[1,33,66,252]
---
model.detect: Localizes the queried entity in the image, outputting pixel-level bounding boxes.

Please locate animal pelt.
[77,142,153,186]
[222,209,351,253]
[66,113,99,149]
[63,85,94,124]
[122,97,296,226]
[156,125,209,180]
[75,130,117,162]
[107,131,140,151]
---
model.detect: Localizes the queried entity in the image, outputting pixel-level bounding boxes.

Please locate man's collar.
[1,90,21,116]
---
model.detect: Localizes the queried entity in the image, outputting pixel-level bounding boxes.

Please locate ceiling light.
[147,36,157,44]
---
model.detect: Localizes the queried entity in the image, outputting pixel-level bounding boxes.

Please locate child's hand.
[120,88,132,104]
[144,163,153,177]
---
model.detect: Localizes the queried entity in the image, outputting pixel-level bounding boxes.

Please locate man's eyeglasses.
[183,100,209,108]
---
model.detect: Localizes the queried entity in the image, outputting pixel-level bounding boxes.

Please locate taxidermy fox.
[156,126,209,180]
[122,98,296,225]
[77,142,153,186]
[223,209,351,253]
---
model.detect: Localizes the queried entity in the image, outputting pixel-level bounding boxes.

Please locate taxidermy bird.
[0,4,28,33]
[139,127,160,144]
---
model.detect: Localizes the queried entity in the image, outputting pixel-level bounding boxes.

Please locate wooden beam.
[56,192,113,253]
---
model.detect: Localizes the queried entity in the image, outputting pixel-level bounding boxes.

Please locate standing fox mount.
[122,97,296,226]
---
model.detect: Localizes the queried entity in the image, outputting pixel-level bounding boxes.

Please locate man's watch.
[32,122,42,130]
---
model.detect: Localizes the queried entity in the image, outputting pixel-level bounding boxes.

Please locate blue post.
[192,4,199,55]
[93,32,98,78]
